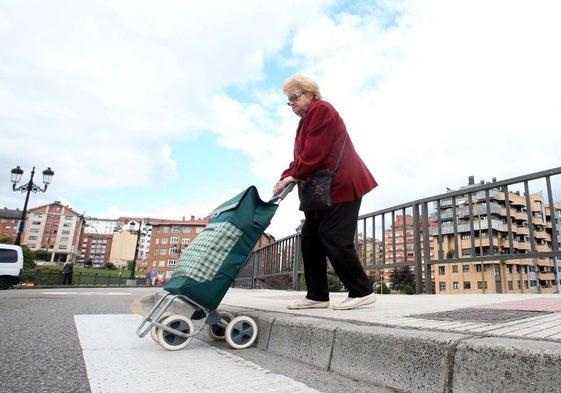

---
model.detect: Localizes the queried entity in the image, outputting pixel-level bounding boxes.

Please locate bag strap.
[332,133,348,174]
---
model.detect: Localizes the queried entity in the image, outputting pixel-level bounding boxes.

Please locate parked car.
[0,244,24,290]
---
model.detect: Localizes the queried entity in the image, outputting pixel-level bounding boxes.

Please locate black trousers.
[301,198,373,301]
[62,273,72,285]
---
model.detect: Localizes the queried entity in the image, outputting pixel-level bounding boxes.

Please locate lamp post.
[10,166,55,245]
[128,220,149,283]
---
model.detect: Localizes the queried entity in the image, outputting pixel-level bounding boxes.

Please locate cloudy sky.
[1,0,560,238]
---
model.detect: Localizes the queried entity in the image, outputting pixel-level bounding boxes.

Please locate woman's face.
[286,88,313,117]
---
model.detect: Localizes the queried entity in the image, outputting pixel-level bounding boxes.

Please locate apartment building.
[430,185,559,294]
[23,201,85,263]
[546,202,561,293]
[145,216,209,280]
[0,208,22,242]
[377,214,436,288]
[80,217,121,267]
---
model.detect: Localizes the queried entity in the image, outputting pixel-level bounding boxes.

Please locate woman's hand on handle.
[273,176,297,195]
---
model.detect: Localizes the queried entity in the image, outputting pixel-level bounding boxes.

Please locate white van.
[0,244,24,290]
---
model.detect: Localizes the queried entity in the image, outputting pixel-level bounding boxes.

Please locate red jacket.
[281,100,377,204]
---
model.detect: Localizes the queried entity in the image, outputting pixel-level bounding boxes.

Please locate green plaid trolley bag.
[136,184,293,351]
[165,185,279,309]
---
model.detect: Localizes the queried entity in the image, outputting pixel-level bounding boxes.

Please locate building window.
[453,282,459,290]
[477,281,488,290]
[464,282,471,289]
[439,282,446,291]
[476,264,486,272]
[168,259,176,267]
[183,227,192,233]
[172,226,180,233]
[463,265,470,272]
[508,281,513,291]
[439,266,445,275]
[159,249,166,255]
[452,265,458,273]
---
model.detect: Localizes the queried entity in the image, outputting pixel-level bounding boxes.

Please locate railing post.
[251,253,259,289]
[293,233,302,291]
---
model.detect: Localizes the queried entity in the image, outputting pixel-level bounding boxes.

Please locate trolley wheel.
[225,316,258,350]
[150,312,174,344]
[157,314,195,351]
[207,311,235,341]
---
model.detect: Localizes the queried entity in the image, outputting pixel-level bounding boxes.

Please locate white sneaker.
[333,293,376,310]
[287,298,330,310]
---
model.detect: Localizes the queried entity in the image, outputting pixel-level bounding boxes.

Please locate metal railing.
[236,167,561,294]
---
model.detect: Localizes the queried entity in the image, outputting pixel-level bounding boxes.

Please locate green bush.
[327,272,343,292]
[375,283,390,294]
[402,284,415,295]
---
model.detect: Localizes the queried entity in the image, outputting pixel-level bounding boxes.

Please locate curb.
[151,293,561,393]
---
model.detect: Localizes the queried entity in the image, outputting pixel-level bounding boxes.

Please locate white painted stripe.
[42,292,131,296]
[75,314,321,393]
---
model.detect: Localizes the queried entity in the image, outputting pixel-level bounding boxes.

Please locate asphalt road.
[0,287,396,393]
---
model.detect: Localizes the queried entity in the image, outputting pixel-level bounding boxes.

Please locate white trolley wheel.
[225,315,258,350]
[157,314,195,351]
[150,312,174,344]
[207,311,235,341]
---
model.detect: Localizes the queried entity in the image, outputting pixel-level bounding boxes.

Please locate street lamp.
[10,166,55,245]
[128,220,149,282]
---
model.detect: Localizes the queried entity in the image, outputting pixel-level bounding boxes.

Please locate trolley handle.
[269,181,295,203]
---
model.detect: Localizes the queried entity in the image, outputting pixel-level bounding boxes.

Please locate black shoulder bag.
[298,133,348,211]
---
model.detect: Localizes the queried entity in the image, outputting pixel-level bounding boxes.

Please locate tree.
[21,245,36,270]
[390,267,415,292]
[34,249,49,261]
[0,236,14,244]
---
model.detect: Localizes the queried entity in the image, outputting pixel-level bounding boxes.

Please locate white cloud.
[2,0,561,239]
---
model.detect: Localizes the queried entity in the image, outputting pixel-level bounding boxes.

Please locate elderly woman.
[273,75,378,310]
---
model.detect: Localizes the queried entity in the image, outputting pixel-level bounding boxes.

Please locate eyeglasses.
[286,91,305,106]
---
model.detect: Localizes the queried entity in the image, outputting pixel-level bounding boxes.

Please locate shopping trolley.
[136,184,293,350]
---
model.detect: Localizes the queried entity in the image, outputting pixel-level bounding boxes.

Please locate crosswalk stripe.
[75,314,321,393]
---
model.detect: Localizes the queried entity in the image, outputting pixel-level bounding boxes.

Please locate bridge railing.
[236,167,561,294]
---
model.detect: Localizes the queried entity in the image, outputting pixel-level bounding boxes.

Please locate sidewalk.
[152,289,561,393]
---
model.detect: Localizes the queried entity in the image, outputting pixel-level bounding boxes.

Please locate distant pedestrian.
[149,269,158,286]
[157,272,163,286]
[62,261,74,285]
[145,271,151,286]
